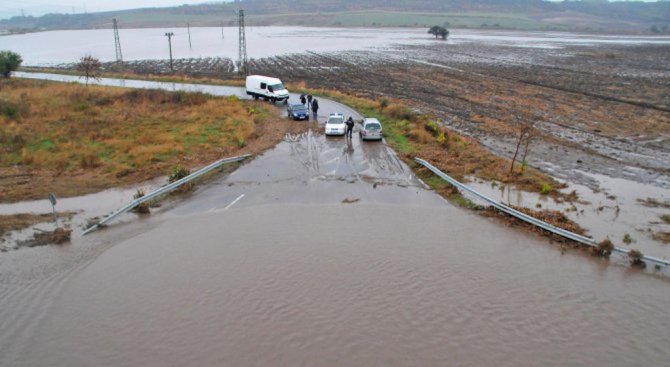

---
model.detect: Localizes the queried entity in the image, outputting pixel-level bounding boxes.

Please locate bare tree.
[509,113,537,174]
[76,55,101,86]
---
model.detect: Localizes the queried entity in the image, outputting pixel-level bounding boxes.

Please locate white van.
[245,75,289,103]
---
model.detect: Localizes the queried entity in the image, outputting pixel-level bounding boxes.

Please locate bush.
[79,153,100,168]
[593,238,614,258]
[379,98,389,111]
[408,128,433,144]
[628,249,645,268]
[424,120,441,137]
[436,131,448,147]
[0,100,20,119]
[0,51,22,78]
[132,188,150,214]
[623,233,634,245]
[168,165,190,183]
[539,183,552,195]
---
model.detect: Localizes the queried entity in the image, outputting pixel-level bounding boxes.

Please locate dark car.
[287,103,309,120]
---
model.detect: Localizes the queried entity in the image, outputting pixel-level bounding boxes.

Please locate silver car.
[360,118,383,141]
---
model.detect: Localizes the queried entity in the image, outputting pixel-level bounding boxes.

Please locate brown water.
[1,129,669,366]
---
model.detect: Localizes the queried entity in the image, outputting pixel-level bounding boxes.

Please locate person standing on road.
[300,93,306,106]
[311,98,319,119]
[307,94,313,111]
[346,116,355,138]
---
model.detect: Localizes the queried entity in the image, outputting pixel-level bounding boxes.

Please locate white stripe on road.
[207,193,246,213]
[223,194,246,211]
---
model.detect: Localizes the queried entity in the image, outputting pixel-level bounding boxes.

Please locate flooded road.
[1,73,670,366]
[2,128,670,366]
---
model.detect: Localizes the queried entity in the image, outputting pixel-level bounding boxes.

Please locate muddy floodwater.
[2,124,670,365]
[4,27,670,66]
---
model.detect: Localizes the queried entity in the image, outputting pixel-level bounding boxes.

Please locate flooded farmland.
[4,27,670,66]
[1,130,670,367]
[2,26,670,366]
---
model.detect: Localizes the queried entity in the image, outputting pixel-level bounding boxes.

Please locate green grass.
[330,11,555,30]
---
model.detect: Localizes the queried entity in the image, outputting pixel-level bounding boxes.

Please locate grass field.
[105,10,559,30]
[0,78,304,202]
[330,11,555,29]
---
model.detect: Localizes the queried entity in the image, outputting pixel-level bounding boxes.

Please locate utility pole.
[237,9,247,75]
[221,21,225,40]
[187,23,192,50]
[112,18,123,64]
[164,32,175,71]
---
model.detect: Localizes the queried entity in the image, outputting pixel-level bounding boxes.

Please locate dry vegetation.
[0,78,305,202]
[0,212,73,237]
[298,87,567,197]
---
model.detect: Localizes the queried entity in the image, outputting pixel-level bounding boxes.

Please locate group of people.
[299,93,319,117]
[298,93,355,138]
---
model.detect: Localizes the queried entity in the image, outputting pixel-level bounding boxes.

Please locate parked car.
[287,103,309,120]
[360,118,383,141]
[245,75,289,103]
[325,113,346,136]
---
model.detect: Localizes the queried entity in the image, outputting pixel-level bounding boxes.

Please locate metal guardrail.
[82,154,252,236]
[415,158,670,267]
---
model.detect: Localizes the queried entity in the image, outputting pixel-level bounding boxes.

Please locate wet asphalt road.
[2,73,670,367]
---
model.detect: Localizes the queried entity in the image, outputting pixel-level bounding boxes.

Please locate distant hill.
[1,0,669,33]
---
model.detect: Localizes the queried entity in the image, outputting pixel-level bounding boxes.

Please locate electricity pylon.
[238,9,248,75]
[112,18,123,64]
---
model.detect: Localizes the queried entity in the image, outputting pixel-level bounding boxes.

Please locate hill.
[1,0,669,32]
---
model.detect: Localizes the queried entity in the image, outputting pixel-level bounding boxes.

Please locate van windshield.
[270,83,284,91]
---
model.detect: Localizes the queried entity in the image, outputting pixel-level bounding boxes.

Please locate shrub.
[436,131,448,147]
[0,50,22,78]
[168,165,190,183]
[623,233,634,245]
[424,120,441,137]
[539,183,552,195]
[593,238,614,258]
[79,153,100,168]
[628,249,645,268]
[0,100,20,119]
[132,188,150,214]
[379,98,389,111]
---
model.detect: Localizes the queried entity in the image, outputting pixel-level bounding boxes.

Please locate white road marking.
[207,194,245,213]
[223,194,246,211]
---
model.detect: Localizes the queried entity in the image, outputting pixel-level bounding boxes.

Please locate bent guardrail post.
[82,154,252,236]
[414,157,670,267]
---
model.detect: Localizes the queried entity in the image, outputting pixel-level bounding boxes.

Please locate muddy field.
[246,44,670,191]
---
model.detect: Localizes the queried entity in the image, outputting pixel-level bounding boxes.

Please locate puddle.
[466,171,670,260]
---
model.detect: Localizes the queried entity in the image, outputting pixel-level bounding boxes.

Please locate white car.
[360,118,383,141]
[325,113,346,136]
